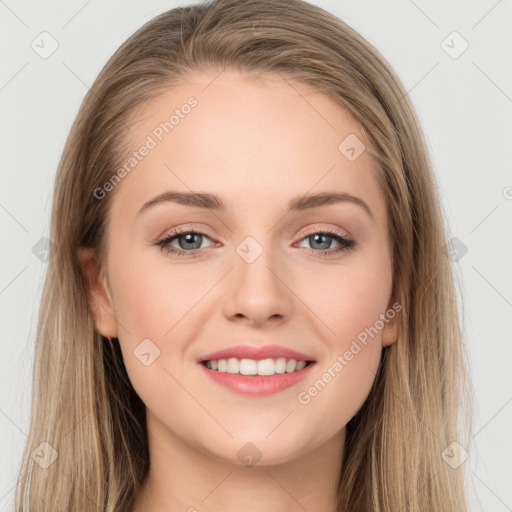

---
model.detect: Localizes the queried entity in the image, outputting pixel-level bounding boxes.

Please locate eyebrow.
[137,191,374,220]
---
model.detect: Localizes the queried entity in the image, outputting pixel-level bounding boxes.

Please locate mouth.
[197,344,317,395]
[198,350,317,396]
[200,357,316,376]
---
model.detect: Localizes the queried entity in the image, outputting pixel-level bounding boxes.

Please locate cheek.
[302,258,392,347]
[107,246,222,393]
[294,268,389,433]
[107,250,201,406]
[294,253,391,409]
[298,346,381,444]
[109,246,213,339]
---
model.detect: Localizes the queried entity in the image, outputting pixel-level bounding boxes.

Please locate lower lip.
[199,362,316,396]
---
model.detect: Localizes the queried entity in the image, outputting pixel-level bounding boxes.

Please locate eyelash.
[155,225,356,259]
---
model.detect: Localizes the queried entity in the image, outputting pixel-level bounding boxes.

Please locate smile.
[199,358,316,396]
[203,357,312,375]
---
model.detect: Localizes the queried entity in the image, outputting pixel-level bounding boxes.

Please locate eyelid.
[155,223,217,243]
[156,223,351,245]
[300,224,351,239]
[155,221,356,258]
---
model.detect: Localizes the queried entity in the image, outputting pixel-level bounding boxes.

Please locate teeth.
[259,358,278,375]
[275,357,287,374]
[296,360,307,370]
[240,358,257,375]
[204,357,310,375]
[227,357,240,373]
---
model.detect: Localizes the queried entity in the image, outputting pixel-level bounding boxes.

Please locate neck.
[131,410,345,512]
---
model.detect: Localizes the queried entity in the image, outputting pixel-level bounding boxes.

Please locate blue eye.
[297,231,356,255]
[156,230,215,257]
[156,227,356,258]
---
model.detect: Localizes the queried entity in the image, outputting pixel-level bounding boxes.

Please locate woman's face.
[81,69,397,466]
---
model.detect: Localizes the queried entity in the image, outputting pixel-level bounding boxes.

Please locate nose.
[222,247,293,328]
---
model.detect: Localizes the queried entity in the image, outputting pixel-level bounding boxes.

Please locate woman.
[15,0,470,510]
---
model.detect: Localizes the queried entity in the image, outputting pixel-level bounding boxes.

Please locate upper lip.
[198,344,316,363]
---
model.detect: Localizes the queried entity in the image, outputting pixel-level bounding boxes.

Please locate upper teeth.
[205,357,308,375]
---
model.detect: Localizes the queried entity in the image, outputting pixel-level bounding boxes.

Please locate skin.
[78,69,398,512]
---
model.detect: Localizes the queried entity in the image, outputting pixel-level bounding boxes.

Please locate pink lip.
[199,361,316,396]
[197,344,316,363]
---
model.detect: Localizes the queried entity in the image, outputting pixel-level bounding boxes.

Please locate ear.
[381,293,400,348]
[76,247,118,338]
[381,316,398,347]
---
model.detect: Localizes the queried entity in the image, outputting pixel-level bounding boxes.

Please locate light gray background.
[1,0,511,510]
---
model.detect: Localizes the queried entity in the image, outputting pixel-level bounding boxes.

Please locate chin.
[201,433,313,468]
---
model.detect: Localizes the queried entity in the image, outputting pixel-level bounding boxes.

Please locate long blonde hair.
[15,0,470,510]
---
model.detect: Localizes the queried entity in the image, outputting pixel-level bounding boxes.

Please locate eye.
[295,226,356,258]
[156,227,216,257]
[155,225,356,258]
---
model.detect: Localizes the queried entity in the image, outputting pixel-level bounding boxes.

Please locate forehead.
[111,69,386,223]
